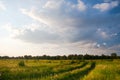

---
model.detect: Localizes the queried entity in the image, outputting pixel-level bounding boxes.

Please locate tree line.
[0,53,119,60]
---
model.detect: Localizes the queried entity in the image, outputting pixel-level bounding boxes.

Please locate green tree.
[111,53,117,59]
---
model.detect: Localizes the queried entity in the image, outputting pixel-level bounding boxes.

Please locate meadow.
[0,59,120,80]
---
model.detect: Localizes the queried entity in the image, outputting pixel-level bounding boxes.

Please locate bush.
[70,60,76,64]
[18,61,25,67]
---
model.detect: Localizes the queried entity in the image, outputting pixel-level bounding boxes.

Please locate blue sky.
[0,0,120,56]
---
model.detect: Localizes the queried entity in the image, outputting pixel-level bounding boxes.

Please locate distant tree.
[60,55,67,60]
[24,55,32,59]
[0,53,119,60]
[101,54,106,59]
[84,54,90,59]
[2,56,9,59]
[68,54,74,60]
[78,54,84,60]
[111,53,117,59]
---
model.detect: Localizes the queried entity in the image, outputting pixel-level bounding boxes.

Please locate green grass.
[83,60,120,80]
[43,62,95,80]
[0,59,120,80]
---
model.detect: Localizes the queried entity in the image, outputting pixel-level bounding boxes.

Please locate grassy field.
[0,59,120,80]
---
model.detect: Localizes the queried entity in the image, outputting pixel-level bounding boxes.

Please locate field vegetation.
[0,59,120,80]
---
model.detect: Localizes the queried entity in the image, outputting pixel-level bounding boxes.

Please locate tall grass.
[0,59,120,80]
[45,62,95,80]
[83,60,120,80]
[39,62,88,80]
[0,60,84,80]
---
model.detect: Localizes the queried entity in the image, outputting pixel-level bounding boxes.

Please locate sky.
[0,0,120,56]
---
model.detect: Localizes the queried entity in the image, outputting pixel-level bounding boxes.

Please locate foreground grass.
[39,62,89,80]
[0,60,85,80]
[45,62,95,80]
[0,59,120,80]
[83,60,120,80]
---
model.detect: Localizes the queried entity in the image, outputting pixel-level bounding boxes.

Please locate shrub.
[18,61,25,67]
[70,60,76,64]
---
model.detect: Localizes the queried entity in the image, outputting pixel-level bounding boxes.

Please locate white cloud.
[43,0,87,11]
[20,8,50,26]
[111,1,119,7]
[93,1,119,12]
[71,0,87,11]
[43,0,64,10]
[0,1,6,11]
[20,7,79,33]
[20,0,87,30]
[2,23,21,38]
[100,32,109,38]
[96,28,109,39]
[77,0,87,11]
[103,42,107,46]
[97,44,100,48]
[93,3,110,11]
[3,23,65,43]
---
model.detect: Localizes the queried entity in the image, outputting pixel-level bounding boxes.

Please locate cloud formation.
[4,0,120,55]
[43,0,64,10]
[18,0,120,46]
[71,0,87,11]
[93,1,119,11]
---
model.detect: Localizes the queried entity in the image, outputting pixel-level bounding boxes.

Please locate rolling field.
[0,59,120,80]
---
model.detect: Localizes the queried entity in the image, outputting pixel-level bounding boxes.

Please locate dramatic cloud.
[2,0,120,55]
[18,0,120,48]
